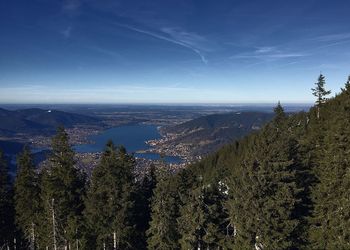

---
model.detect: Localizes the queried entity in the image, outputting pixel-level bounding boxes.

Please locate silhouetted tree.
[311,74,331,118]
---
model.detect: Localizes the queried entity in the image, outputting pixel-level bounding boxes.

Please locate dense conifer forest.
[1,74,350,249]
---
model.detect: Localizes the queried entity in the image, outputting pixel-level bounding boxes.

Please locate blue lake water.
[74,124,182,164]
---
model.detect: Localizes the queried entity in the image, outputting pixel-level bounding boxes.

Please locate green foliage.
[147,170,181,250]
[341,75,350,94]
[308,79,350,249]
[185,76,350,249]
[84,141,136,249]
[273,101,286,124]
[253,127,302,249]
[179,182,233,249]
[14,146,40,249]
[178,186,205,249]
[7,74,350,249]
[311,74,331,119]
[134,165,158,249]
[38,127,86,249]
[311,74,331,105]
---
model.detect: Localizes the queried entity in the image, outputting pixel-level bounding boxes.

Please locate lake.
[75,124,182,164]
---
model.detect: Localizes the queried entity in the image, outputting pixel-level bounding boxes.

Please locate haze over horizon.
[1,0,350,104]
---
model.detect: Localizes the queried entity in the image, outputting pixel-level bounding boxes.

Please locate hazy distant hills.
[165,112,274,133]
[0,108,100,136]
[161,112,275,155]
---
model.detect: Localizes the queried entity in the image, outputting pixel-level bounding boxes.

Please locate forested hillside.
[0,108,99,136]
[159,74,350,249]
[0,74,350,249]
[160,112,274,155]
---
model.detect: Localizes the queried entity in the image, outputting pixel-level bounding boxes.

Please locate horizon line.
[0,102,314,106]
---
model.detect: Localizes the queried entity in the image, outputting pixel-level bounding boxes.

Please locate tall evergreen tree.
[39,127,86,249]
[311,74,331,119]
[84,141,135,249]
[252,104,303,249]
[226,104,304,249]
[134,165,157,249]
[309,77,350,249]
[341,75,350,92]
[179,181,232,250]
[0,150,15,249]
[274,101,286,124]
[178,186,205,249]
[14,146,40,249]
[147,170,181,250]
[202,183,232,249]
[225,136,262,249]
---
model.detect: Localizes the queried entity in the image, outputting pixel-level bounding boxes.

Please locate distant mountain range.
[161,112,275,155]
[0,108,100,136]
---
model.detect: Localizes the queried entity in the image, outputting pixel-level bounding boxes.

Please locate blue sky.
[1,0,350,104]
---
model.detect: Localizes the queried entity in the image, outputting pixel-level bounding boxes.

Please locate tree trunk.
[30,222,35,250]
[76,228,79,250]
[113,232,117,250]
[51,198,57,250]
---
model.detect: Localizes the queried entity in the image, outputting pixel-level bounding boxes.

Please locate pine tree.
[225,104,303,249]
[39,127,86,249]
[225,136,262,249]
[179,181,232,250]
[178,186,205,249]
[311,74,331,119]
[147,170,180,250]
[84,141,135,249]
[14,146,40,249]
[252,104,303,249]
[202,183,232,249]
[274,101,286,124]
[341,75,350,93]
[134,165,157,249]
[309,77,350,249]
[0,150,15,249]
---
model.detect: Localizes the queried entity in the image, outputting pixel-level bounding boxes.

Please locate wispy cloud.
[115,23,208,64]
[304,32,350,52]
[0,84,45,91]
[85,45,122,59]
[292,33,350,55]
[63,0,81,12]
[312,32,350,42]
[262,53,305,59]
[232,46,306,60]
[61,26,72,39]
[312,39,350,51]
[0,83,195,103]
[0,83,241,104]
[255,46,275,53]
